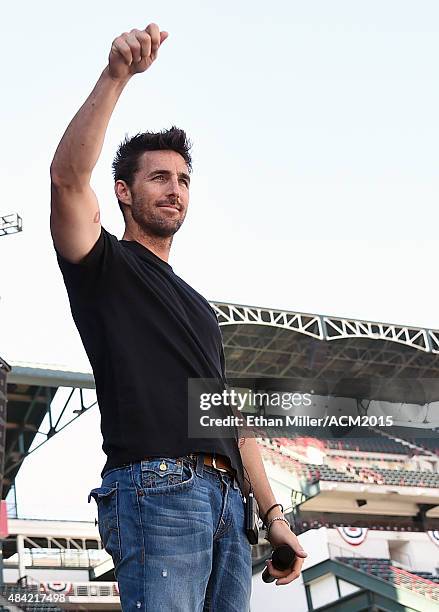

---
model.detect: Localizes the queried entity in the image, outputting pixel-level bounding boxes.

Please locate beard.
[130,195,186,238]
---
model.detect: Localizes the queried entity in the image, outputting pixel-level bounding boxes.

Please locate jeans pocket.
[88,484,122,568]
[140,458,194,494]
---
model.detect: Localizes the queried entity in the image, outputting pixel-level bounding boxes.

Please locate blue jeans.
[88,453,252,611]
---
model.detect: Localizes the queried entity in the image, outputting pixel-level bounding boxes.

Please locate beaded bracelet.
[262,503,284,527]
[264,516,290,541]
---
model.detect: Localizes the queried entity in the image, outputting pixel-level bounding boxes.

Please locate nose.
[167,175,182,201]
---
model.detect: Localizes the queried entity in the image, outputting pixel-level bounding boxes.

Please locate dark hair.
[112,126,193,217]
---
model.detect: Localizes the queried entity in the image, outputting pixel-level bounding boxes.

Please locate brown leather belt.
[142,452,235,476]
[188,452,235,476]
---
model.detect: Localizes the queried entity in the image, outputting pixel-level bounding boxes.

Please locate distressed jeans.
[88,453,252,611]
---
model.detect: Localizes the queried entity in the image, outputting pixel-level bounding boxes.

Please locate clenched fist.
[108,23,168,81]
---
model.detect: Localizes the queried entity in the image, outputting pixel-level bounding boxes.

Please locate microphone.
[262,545,296,583]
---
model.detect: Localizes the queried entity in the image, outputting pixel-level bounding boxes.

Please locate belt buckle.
[212,455,228,474]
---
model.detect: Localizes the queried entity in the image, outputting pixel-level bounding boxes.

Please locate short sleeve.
[54,226,120,297]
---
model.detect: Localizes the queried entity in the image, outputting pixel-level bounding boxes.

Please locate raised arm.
[50,24,168,263]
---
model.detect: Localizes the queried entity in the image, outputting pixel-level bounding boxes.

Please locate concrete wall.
[251,567,308,612]
[338,578,360,598]
[308,574,338,610]
[389,532,439,572]
[327,528,389,559]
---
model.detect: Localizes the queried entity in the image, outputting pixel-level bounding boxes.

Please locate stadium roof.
[214,302,439,380]
[7,360,94,389]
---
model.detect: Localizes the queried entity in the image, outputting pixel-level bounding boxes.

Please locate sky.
[1,0,439,520]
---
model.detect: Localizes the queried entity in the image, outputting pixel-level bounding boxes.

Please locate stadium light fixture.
[0,213,22,236]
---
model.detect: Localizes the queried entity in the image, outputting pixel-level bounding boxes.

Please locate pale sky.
[1,0,438,520]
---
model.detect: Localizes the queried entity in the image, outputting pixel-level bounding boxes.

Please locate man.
[50,23,307,611]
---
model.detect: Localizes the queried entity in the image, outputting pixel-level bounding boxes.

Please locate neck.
[122,227,173,262]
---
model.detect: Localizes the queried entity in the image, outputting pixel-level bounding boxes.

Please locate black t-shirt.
[55,227,245,494]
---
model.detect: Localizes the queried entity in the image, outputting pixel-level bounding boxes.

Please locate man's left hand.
[264,520,308,585]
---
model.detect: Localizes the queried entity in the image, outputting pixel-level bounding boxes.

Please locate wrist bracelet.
[264,516,290,540]
[262,503,284,527]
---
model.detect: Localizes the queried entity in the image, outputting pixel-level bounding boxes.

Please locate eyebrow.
[147,169,191,184]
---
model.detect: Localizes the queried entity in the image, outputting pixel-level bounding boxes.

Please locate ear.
[114,180,132,206]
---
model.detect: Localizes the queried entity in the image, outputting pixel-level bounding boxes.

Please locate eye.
[153,175,165,181]
[179,178,189,187]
